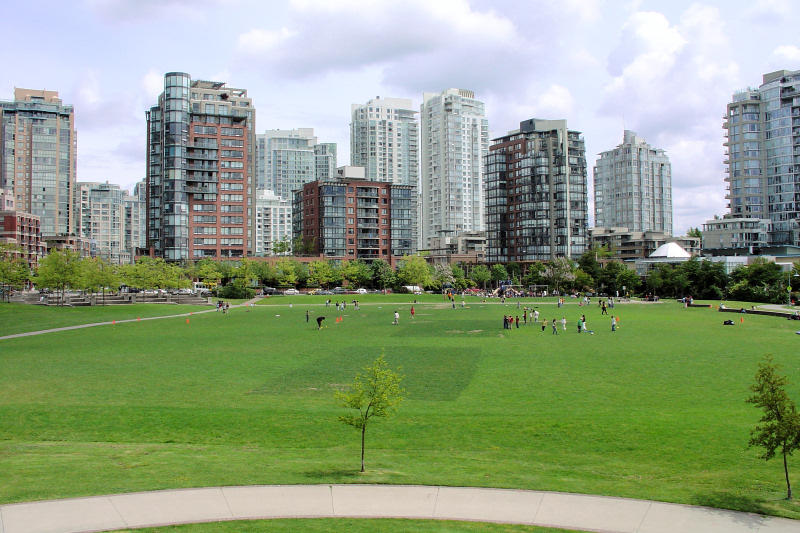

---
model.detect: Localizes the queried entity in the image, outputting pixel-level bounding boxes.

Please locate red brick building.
[1,210,45,269]
[292,167,416,263]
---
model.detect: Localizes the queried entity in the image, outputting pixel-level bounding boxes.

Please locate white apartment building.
[419,89,488,249]
[256,129,336,201]
[702,215,771,250]
[350,97,418,186]
[255,189,292,256]
[724,70,800,245]
[79,182,142,264]
[594,130,672,235]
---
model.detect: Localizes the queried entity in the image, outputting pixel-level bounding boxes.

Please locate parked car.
[262,287,276,295]
[284,288,300,295]
[332,287,347,294]
[355,288,368,294]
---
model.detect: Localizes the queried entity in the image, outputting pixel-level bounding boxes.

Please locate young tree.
[342,260,372,288]
[336,354,404,472]
[34,249,81,305]
[275,257,298,287]
[308,260,336,288]
[370,259,395,291]
[396,255,433,289]
[543,257,575,293]
[747,356,800,499]
[470,264,491,290]
[0,245,30,302]
[433,263,455,291]
[272,237,291,256]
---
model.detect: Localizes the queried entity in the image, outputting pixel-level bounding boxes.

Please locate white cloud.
[236,0,520,90]
[773,45,800,63]
[141,69,163,100]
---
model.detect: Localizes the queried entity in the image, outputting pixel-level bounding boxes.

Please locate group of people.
[500,311,619,335]
[215,300,230,314]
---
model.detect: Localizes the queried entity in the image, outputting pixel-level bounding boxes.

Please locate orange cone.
[740,316,744,324]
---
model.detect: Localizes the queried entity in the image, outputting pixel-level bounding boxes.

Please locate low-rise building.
[701,215,771,251]
[1,209,45,269]
[590,227,700,262]
[423,231,486,266]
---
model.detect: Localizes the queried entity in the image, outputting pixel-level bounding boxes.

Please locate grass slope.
[1,297,799,520]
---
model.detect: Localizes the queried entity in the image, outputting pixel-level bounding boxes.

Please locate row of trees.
[2,244,798,303]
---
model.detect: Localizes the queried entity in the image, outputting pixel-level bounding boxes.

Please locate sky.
[4,0,799,235]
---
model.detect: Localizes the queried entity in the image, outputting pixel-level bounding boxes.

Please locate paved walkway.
[0,485,797,533]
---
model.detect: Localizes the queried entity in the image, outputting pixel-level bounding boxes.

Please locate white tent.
[649,242,692,258]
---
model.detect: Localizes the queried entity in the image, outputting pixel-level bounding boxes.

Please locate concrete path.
[0,485,797,533]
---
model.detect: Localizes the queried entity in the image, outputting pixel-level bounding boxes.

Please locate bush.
[218,279,255,299]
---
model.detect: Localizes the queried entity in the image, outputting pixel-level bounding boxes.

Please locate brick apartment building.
[293,166,416,263]
[146,73,255,261]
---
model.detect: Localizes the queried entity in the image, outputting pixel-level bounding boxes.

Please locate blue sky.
[4,0,799,234]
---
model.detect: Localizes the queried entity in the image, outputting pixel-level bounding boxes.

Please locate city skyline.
[4,0,799,236]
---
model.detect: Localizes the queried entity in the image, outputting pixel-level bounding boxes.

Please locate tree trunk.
[360,424,366,473]
[785,447,792,500]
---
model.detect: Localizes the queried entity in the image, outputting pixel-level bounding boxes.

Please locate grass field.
[1,295,799,522]
[127,518,584,532]
[0,303,213,337]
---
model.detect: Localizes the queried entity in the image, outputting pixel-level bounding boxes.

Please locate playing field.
[1,296,798,520]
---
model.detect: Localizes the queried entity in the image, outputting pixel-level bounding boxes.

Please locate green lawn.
[1,297,799,521]
[124,519,584,532]
[0,303,213,336]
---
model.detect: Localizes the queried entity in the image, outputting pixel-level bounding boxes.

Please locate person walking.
[576,316,582,333]
[551,320,558,335]
[611,315,617,332]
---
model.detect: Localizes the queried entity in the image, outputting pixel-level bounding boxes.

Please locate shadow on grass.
[691,491,773,520]
[303,468,362,480]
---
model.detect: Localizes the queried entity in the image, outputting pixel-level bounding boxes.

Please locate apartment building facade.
[293,166,416,262]
[0,89,77,238]
[724,69,800,245]
[594,130,672,234]
[146,72,256,261]
[350,97,418,186]
[419,88,489,249]
[485,119,589,263]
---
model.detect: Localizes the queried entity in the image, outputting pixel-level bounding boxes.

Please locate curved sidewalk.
[0,485,798,533]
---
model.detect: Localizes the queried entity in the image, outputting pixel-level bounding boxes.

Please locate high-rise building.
[594,130,672,234]
[350,97,418,185]
[724,69,800,245]
[255,189,292,256]
[256,128,336,201]
[314,142,337,181]
[125,180,147,258]
[0,89,76,237]
[293,166,416,261]
[419,89,489,249]
[146,73,256,261]
[485,119,588,263]
[78,181,135,263]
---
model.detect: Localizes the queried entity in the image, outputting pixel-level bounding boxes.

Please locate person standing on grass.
[515,316,520,328]
[410,305,415,319]
[541,319,547,332]
[534,309,540,323]
[561,316,567,331]
[393,310,399,325]
[577,317,582,333]
[306,310,309,323]
[523,309,527,324]
[552,320,558,335]
[611,315,617,332]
